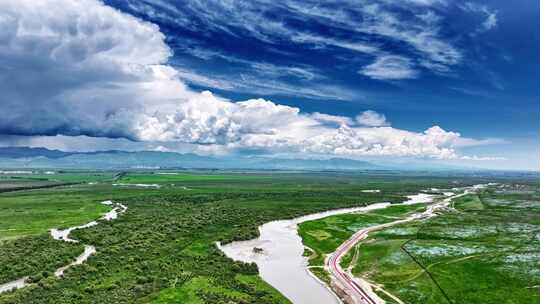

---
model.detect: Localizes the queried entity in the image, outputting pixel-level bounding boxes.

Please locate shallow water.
[50,221,98,242]
[112,183,161,189]
[403,193,435,205]
[0,277,28,294]
[55,245,96,277]
[219,203,391,304]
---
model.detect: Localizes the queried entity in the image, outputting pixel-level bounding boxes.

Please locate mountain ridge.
[0,147,381,170]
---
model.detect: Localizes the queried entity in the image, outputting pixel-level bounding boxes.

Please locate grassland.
[0,171,116,193]
[0,171,525,304]
[298,203,427,283]
[304,184,540,304]
[0,169,126,240]
[0,188,110,240]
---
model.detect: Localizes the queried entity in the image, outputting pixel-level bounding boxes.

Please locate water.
[0,277,28,294]
[219,203,391,304]
[403,193,435,205]
[55,245,97,277]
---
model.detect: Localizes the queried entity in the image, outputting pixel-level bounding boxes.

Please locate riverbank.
[218,203,406,304]
[323,190,468,304]
[339,183,540,304]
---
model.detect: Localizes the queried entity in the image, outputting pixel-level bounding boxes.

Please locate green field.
[0,188,110,240]
[299,203,428,283]
[0,171,533,304]
[303,184,540,304]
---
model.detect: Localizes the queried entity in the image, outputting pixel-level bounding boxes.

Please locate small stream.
[0,200,127,294]
[0,278,27,294]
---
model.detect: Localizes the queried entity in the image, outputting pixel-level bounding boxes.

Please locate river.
[218,202,394,304]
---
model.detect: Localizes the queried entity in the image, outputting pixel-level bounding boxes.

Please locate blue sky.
[105,0,537,136]
[0,0,538,170]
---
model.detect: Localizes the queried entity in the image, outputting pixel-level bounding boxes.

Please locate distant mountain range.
[0,147,383,170]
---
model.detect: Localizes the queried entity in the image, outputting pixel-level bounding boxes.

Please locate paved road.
[327,230,377,304]
[325,190,472,304]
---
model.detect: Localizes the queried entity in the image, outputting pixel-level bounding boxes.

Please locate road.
[325,190,472,304]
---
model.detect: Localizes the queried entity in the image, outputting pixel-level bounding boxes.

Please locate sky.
[0,0,538,170]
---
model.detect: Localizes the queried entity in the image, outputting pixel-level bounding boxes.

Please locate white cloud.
[454,137,508,148]
[460,155,506,161]
[404,0,446,5]
[0,0,185,139]
[382,0,447,6]
[461,2,498,32]
[356,111,390,127]
[416,11,441,24]
[360,56,418,80]
[174,68,235,90]
[178,47,321,81]
[153,145,172,152]
[482,11,498,31]
[291,125,461,159]
[311,113,354,126]
[292,33,379,55]
[288,1,460,69]
[173,68,355,100]
[361,8,461,67]
[0,0,499,161]
[138,0,461,78]
[249,62,318,81]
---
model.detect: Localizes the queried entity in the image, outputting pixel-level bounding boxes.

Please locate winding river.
[219,202,396,304]
[219,185,491,304]
[0,200,127,294]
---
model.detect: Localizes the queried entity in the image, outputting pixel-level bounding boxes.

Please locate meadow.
[0,170,528,303]
[300,183,540,304]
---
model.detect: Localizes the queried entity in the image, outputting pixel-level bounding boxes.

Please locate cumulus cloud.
[0,0,498,160]
[311,113,353,126]
[0,0,185,139]
[356,111,389,127]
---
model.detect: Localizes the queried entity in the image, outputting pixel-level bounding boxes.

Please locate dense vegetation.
[0,235,84,284]
[0,171,527,303]
[0,171,116,193]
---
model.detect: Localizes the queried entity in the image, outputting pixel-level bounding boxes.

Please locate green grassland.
[117,172,272,183]
[0,171,525,304]
[299,204,427,264]
[344,186,540,304]
[0,188,110,240]
[298,203,427,283]
[0,171,116,190]
[0,179,58,191]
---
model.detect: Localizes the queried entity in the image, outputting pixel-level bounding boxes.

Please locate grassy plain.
[0,188,110,240]
[298,203,428,284]
[0,171,516,304]
[331,185,540,304]
[0,169,126,239]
